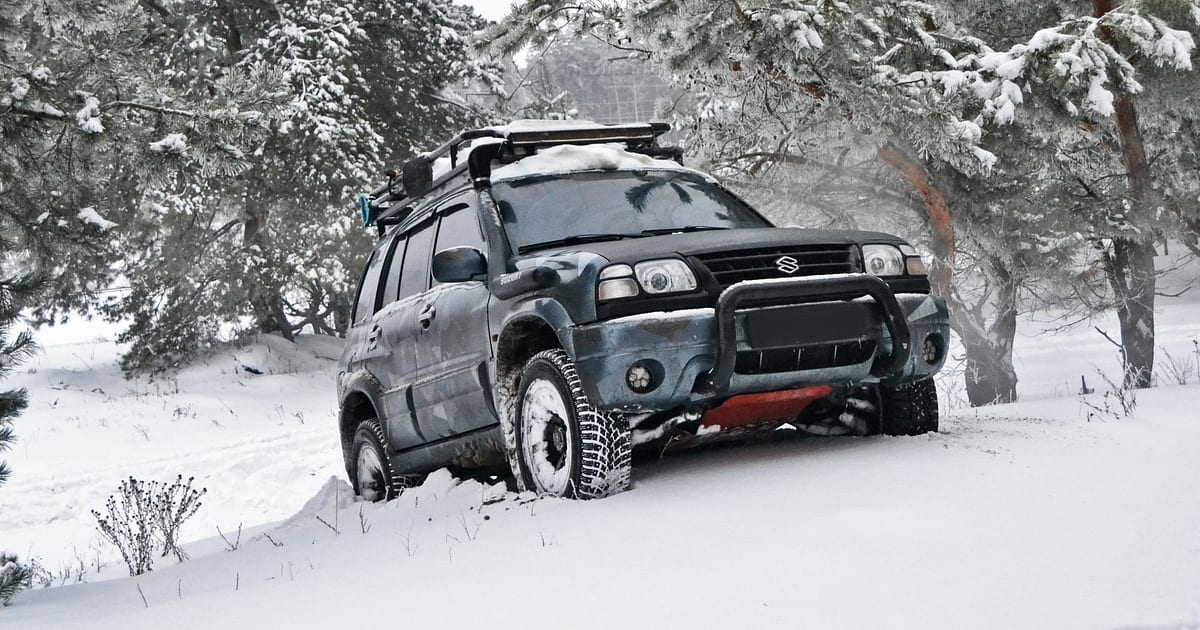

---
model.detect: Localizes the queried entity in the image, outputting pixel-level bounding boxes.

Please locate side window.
[434,204,485,254]
[379,237,407,306]
[397,219,436,301]
[352,242,389,324]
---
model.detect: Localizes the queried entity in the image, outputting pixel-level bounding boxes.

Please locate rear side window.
[379,237,408,305]
[397,220,436,301]
[352,246,387,324]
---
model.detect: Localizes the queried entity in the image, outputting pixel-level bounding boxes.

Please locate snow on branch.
[77,207,118,231]
[148,133,189,155]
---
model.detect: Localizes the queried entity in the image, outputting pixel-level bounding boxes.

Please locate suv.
[338,121,949,501]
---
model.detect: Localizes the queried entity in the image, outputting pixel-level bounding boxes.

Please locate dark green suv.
[337,122,949,501]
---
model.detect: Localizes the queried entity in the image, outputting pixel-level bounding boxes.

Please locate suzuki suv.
[337,121,949,501]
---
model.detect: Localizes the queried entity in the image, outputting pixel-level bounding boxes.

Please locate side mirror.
[402,157,433,198]
[432,247,487,283]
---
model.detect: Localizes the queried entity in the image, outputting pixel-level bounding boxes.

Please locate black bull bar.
[699,274,912,395]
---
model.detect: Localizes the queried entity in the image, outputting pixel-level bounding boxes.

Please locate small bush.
[154,476,206,561]
[0,553,31,606]
[92,476,207,576]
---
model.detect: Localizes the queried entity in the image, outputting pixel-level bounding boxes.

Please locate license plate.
[743,302,871,349]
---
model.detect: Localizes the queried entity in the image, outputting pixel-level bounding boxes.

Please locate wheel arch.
[495,315,568,392]
[338,377,386,476]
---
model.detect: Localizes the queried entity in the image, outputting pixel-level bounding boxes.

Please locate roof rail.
[358,122,673,234]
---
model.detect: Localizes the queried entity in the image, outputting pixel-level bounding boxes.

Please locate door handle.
[367,325,382,350]
[418,304,436,329]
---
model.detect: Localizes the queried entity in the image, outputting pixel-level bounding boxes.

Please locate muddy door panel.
[363,300,425,450]
[411,282,496,439]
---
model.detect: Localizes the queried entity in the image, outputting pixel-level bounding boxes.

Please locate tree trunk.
[874,142,1023,405]
[1103,238,1156,388]
[949,259,1019,406]
[243,197,294,342]
[1094,0,1157,389]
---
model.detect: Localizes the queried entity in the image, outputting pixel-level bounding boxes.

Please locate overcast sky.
[458,0,517,22]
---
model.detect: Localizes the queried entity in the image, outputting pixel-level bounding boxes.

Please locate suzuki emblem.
[776,256,801,274]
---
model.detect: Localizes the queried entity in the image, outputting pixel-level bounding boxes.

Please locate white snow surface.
[3,288,1200,627]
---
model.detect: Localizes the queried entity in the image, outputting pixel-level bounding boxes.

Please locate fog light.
[626,362,656,393]
[922,334,945,365]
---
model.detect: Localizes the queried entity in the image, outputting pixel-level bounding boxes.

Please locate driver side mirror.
[432,247,487,283]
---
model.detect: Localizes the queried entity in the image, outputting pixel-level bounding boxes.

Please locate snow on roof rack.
[359,121,674,234]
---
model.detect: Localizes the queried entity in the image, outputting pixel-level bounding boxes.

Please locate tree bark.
[877,142,956,297]
[1094,0,1157,389]
[1102,238,1156,388]
[949,259,1019,406]
[243,196,294,342]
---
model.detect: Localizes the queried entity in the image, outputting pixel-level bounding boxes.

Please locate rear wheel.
[513,350,631,499]
[350,419,401,502]
[879,377,939,436]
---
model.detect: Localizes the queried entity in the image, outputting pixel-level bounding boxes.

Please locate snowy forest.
[2,0,1200,626]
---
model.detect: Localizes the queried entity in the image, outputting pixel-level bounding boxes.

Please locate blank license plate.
[743,303,871,349]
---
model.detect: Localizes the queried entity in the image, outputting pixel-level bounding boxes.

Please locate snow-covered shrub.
[0,553,31,606]
[91,476,207,575]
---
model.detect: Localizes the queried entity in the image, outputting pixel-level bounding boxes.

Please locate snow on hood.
[491,143,686,181]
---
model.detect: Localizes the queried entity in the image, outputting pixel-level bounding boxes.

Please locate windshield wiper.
[641,225,730,236]
[517,233,646,254]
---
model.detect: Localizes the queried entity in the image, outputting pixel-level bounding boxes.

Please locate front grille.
[734,340,877,375]
[695,244,857,290]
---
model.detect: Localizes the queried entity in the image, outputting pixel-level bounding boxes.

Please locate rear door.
[368,217,438,450]
[410,199,497,440]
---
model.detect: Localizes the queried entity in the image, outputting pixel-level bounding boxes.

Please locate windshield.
[491,170,772,253]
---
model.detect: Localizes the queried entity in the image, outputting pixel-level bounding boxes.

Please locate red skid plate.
[701,385,834,430]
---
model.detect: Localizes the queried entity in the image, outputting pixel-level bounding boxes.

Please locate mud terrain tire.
[512,350,632,499]
[879,377,939,436]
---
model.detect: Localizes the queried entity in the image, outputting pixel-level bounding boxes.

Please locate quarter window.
[352,240,390,323]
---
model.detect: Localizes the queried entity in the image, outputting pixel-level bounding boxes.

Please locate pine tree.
[0,553,32,606]
[0,276,39,488]
[23,0,497,373]
[2,0,285,330]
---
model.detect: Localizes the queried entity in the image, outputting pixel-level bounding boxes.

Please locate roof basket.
[359,121,674,233]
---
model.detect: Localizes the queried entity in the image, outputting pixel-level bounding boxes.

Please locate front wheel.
[879,377,939,436]
[512,350,631,499]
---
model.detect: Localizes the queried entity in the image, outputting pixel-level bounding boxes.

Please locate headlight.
[897,244,928,276]
[862,244,905,277]
[634,259,697,294]
[597,259,698,301]
[598,264,639,301]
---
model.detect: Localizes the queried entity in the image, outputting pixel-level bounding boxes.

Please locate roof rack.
[358,121,675,234]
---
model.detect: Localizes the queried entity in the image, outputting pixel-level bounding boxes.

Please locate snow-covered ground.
[3,288,1200,628]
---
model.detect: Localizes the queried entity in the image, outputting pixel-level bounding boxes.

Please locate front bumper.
[565,275,950,413]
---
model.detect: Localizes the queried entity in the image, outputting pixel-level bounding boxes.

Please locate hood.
[515,228,905,265]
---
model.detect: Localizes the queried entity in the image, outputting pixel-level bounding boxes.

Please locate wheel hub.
[521,377,575,495]
[356,446,387,502]
[544,417,568,469]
